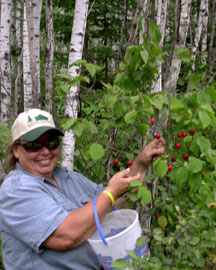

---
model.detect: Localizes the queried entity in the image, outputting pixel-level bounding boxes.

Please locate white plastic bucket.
[88,209,149,270]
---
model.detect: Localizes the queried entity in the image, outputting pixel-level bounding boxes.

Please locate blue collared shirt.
[0,163,104,270]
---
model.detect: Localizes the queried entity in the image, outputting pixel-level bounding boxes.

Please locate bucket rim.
[89,209,139,244]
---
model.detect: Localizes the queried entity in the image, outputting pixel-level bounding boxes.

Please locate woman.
[0,109,165,270]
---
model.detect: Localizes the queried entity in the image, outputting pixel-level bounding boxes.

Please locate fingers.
[127,172,141,184]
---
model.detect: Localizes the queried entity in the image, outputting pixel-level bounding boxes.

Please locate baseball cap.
[12,109,64,142]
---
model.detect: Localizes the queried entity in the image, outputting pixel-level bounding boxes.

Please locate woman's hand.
[129,137,166,182]
[106,169,141,200]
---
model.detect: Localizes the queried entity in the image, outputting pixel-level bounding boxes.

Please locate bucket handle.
[93,196,117,245]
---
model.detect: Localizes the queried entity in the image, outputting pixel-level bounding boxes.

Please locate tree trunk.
[23,2,33,111]
[24,0,42,108]
[191,0,208,70]
[151,0,168,93]
[61,0,89,170]
[45,0,54,113]
[164,0,191,94]
[209,0,216,73]
[127,0,145,47]
[0,0,12,122]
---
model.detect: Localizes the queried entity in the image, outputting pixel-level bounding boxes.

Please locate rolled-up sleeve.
[0,178,69,253]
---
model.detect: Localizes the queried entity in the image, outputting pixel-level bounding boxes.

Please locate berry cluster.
[113,158,133,168]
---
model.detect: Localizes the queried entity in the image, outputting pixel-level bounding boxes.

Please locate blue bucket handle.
[93,196,116,245]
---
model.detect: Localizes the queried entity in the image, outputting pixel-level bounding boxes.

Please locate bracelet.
[102,190,115,206]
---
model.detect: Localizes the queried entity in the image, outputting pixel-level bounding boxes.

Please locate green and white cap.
[12,109,64,142]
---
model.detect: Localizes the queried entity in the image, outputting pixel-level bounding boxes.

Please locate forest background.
[1,0,216,269]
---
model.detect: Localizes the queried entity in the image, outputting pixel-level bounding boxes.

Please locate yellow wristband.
[102,190,115,206]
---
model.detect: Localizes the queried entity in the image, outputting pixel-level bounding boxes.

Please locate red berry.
[175,142,181,149]
[168,164,173,172]
[190,129,195,136]
[113,158,119,166]
[171,156,176,162]
[178,133,182,138]
[175,218,179,222]
[183,153,188,161]
[150,118,156,124]
[147,203,152,208]
[127,160,133,167]
[155,215,159,220]
[182,132,187,138]
[155,133,161,139]
[200,172,205,178]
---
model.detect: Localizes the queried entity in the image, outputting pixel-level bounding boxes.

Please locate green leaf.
[189,173,202,192]
[89,143,104,161]
[138,186,152,205]
[136,124,148,136]
[129,180,142,191]
[140,50,149,64]
[197,91,211,105]
[201,103,214,114]
[111,258,128,269]
[170,99,185,111]
[124,110,137,124]
[149,22,161,43]
[175,167,189,186]
[189,236,200,246]
[175,47,191,62]
[198,111,211,129]
[194,258,205,267]
[61,118,76,130]
[85,63,101,76]
[153,159,168,177]
[84,120,98,134]
[158,215,168,228]
[188,156,203,173]
[200,240,216,248]
[196,136,211,153]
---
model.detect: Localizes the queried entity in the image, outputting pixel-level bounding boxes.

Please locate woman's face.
[13,131,60,179]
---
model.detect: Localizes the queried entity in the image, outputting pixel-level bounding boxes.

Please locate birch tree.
[191,0,209,70]
[23,2,32,111]
[61,0,89,170]
[45,0,54,113]
[151,0,168,93]
[24,0,42,109]
[0,0,12,122]
[11,0,22,118]
[164,0,192,94]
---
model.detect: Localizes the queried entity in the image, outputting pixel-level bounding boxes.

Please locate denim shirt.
[0,163,104,270]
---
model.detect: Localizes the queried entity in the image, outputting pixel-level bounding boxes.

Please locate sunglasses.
[18,138,60,153]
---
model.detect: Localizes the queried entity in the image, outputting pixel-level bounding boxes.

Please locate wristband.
[102,190,115,206]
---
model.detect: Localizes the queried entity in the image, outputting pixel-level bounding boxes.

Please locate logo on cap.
[28,114,48,122]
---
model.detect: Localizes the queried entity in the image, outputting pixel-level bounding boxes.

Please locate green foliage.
[0,124,11,160]
[55,21,216,269]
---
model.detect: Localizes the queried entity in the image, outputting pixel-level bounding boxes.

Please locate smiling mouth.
[37,159,51,165]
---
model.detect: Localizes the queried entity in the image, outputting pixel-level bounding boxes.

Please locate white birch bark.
[0,0,12,122]
[61,0,89,170]
[151,0,168,93]
[23,3,33,111]
[139,0,148,45]
[201,0,208,64]
[191,0,208,69]
[24,0,42,108]
[164,0,191,94]
[45,0,54,113]
[11,0,22,117]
